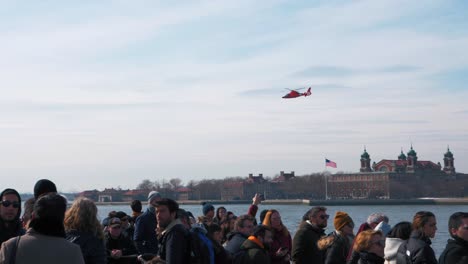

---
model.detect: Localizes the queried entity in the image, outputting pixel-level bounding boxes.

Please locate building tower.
[443,146,456,174]
[360,147,372,172]
[406,145,418,173]
[398,149,406,160]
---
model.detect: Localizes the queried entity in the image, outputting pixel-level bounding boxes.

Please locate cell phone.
[259,194,265,201]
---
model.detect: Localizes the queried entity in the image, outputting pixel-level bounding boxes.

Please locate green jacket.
[240,238,271,264]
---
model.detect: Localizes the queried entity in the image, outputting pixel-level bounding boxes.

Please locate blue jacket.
[133,207,158,254]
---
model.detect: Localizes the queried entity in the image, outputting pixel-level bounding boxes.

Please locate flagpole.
[324,158,328,200]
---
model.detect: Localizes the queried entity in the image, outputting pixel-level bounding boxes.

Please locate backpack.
[188,227,213,264]
[231,248,247,264]
[396,240,412,264]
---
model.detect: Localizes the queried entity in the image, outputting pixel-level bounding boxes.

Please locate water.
[97,203,468,257]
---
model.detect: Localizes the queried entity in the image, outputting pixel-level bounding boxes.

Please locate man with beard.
[439,212,468,264]
[0,188,25,246]
[292,206,328,264]
[240,225,274,264]
[154,198,189,264]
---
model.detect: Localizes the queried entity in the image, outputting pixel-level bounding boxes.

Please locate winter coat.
[133,207,158,254]
[105,232,137,263]
[0,228,84,264]
[240,237,271,264]
[396,230,437,264]
[318,231,353,264]
[268,227,292,264]
[357,251,384,264]
[157,219,190,264]
[438,236,468,264]
[291,221,326,264]
[66,229,107,264]
[224,231,248,255]
[383,237,405,264]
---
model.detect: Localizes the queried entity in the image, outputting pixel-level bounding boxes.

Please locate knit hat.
[147,191,161,203]
[34,179,57,199]
[202,203,214,216]
[334,211,354,231]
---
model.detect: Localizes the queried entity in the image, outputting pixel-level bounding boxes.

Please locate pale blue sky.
[1,0,467,193]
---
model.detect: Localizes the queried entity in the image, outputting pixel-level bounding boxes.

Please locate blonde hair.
[64,197,104,240]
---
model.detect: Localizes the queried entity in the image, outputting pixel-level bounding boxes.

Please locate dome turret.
[444,146,453,158]
[407,145,417,157]
[398,149,406,160]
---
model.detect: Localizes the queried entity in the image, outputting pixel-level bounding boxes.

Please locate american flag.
[325,159,337,168]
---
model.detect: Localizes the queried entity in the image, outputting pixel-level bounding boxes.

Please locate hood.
[240,237,262,251]
[384,237,404,261]
[161,219,183,235]
[0,188,22,220]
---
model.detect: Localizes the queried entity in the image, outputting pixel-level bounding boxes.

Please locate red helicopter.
[282,87,312,99]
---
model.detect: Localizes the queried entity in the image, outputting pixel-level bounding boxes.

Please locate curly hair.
[64,197,104,240]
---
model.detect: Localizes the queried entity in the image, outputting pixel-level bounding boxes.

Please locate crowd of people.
[0,179,467,264]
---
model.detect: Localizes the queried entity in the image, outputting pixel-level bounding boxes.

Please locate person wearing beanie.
[318,211,355,264]
[199,203,215,227]
[0,188,25,246]
[33,179,57,200]
[133,191,162,255]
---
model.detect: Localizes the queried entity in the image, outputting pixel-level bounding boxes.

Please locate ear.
[450,227,458,236]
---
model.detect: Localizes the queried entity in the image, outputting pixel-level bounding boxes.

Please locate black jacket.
[356,251,384,264]
[105,232,137,259]
[66,230,107,264]
[396,230,437,264]
[291,221,326,264]
[157,220,190,264]
[438,236,468,264]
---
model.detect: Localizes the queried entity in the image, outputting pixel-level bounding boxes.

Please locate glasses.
[1,200,20,208]
[319,214,330,220]
[462,226,468,230]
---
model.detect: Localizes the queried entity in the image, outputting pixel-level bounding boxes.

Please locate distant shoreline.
[94,198,468,206]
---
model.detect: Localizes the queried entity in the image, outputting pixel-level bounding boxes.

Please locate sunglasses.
[1,200,20,208]
[319,214,330,220]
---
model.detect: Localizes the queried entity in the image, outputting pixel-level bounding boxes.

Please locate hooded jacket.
[384,237,405,264]
[224,231,249,255]
[396,230,437,264]
[157,219,190,264]
[438,236,468,264]
[0,188,25,245]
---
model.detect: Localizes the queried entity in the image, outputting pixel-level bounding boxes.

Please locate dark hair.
[33,179,57,199]
[215,207,226,219]
[131,200,142,213]
[155,198,179,213]
[387,221,412,240]
[29,193,67,237]
[413,211,435,230]
[176,209,189,222]
[448,212,468,238]
[259,209,269,223]
[252,225,272,238]
[303,206,327,221]
[207,223,221,235]
[235,215,254,230]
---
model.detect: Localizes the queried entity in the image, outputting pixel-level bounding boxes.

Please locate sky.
[1,0,467,193]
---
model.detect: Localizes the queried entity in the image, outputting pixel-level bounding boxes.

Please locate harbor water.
[98,203,468,257]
